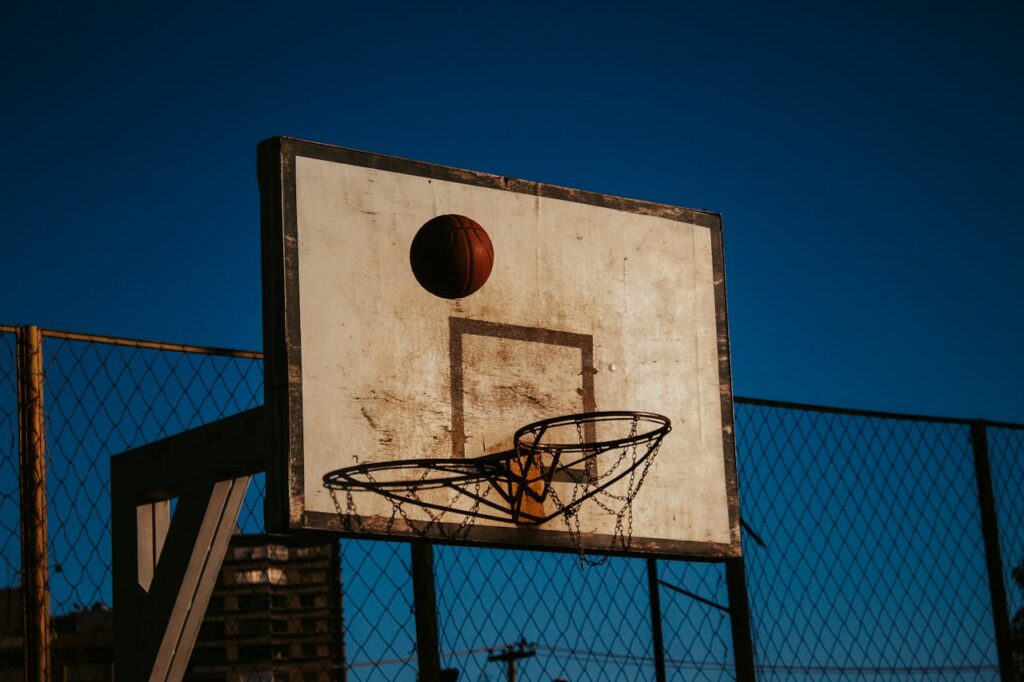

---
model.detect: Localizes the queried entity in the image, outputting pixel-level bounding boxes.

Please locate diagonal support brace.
[112,407,268,681]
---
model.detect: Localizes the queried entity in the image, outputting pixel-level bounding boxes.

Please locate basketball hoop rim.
[322,457,506,491]
[514,410,671,453]
[321,410,671,492]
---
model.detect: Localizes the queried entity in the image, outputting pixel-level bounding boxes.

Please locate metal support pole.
[971,421,1013,680]
[332,541,349,682]
[411,542,442,682]
[646,558,667,682]
[17,325,51,682]
[726,557,757,682]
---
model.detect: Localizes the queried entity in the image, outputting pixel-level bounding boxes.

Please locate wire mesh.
[41,335,263,614]
[0,331,19,594]
[3,326,1022,681]
[658,560,735,680]
[735,400,1000,680]
[36,334,263,679]
[435,547,660,681]
[989,425,1024,676]
[341,541,417,680]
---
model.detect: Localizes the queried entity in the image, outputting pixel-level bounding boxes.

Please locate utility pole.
[487,637,536,682]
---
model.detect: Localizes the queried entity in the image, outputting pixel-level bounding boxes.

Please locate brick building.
[185,534,345,682]
[0,533,345,681]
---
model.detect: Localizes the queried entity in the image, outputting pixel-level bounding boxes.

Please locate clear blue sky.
[2,1,1021,422]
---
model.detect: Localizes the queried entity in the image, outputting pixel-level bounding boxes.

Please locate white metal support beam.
[112,408,268,681]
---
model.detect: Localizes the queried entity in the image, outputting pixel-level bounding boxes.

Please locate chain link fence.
[734,400,1014,680]
[991,425,1024,675]
[0,325,1020,680]
[0,331,18,597]
[42,333,262,618]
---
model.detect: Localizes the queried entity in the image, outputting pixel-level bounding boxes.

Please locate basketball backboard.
[259,137,740,559]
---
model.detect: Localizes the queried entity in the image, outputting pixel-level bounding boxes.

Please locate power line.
[343,642,1000,676]
[487,637,537,682]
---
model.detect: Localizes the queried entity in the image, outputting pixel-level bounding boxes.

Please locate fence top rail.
[1,324,1019,430]
[0,324,263,360]
[735,396,1024,431]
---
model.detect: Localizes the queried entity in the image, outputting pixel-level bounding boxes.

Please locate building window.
[300,569,327,583]
[294,546,325,559]
[240,671,276,682]
[238,644,272,663]
[237,594,271,611]
[231,567,287,585]
[190,645,226,665]
[245,545,269,560]
[238,619,270,636]
[298,594,317,608]
[198,619,225,639]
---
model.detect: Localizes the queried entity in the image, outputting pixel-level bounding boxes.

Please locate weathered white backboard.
[260,137,740,559]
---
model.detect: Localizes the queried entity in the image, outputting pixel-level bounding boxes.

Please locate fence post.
[971,420,1013,680]
[646,558,668,682]
[17,325,51,681]
[411,542,442,681]
[726,557,757,682]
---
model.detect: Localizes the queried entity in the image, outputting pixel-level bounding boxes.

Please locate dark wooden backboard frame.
[258,136,741,560]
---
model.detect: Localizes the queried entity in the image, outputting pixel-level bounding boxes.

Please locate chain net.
[324,411,669,567]
[0,326,1020,680]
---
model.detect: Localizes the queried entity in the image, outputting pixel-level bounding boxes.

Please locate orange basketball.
[409,214,494,299]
